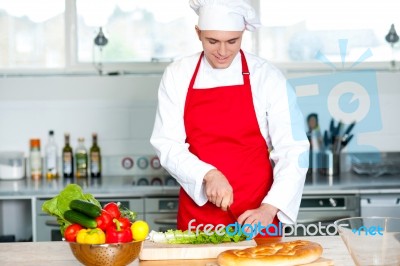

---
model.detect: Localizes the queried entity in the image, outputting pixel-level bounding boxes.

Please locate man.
[150,0,309,238]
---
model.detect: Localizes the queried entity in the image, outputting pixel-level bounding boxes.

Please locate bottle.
[75,138,88,179]
[30,139,42,180]
[45,130,59,180]
[90,133,102,178]
[62,133,74,179]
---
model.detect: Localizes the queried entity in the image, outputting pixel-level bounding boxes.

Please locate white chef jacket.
[150,51,310,225]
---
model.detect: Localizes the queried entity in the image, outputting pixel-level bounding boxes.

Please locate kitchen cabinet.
[0,199,32,242]
[361,194,400,231]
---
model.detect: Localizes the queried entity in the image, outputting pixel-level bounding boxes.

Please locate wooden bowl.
[68,241,143,266]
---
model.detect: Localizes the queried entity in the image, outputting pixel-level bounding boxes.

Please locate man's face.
[196,27,244,69]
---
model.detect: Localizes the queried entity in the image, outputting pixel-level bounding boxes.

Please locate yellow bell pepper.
[76,228,106,244]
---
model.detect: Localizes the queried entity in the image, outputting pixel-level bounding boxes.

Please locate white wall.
[0,70,399,163]
[0,74,161,157]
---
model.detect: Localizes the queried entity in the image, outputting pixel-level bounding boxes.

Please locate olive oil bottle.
[90,133,102,178]
[45,130,59,180]
[75,138,88,179]
[62,133,74,179]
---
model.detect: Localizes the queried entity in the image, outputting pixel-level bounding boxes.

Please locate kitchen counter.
[303,172,400,194]
[0,172,399,199]
[0,236,353,266]
[0,172,398,243]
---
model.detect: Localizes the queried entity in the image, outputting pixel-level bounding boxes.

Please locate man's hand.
[238,203,279,231]
[203,169,233,211]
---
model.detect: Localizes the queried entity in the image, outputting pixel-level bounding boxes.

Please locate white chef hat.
[189,0,260,31]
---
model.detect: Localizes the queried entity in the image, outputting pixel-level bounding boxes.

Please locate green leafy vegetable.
[119,204,137,222]
[42,184,101,235]
[148,228,247,244]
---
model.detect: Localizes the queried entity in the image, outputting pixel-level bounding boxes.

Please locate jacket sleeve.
[150,66,215,206]
[261,69,310,225]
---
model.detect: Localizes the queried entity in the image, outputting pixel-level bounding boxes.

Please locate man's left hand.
[237,203,279,231]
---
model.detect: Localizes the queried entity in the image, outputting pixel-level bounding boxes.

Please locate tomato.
[117,217,131,229]
[103,202,121,218]
[64,223,83,242]
[95,210,113,231]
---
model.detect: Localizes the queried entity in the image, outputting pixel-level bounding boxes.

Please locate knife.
[227,206,240,224]
[335,121,343,137]
[343,121,356,136]
[341,134,354,150]
[323,130,329,150]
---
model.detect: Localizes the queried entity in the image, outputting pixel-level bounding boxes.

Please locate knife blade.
[344,121,356,136]
[227,206,239,224]
[341,134,354,150]
[323,130,329,149]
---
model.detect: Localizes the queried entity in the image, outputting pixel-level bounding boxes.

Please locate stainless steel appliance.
[294,194,360,236]
[145,196,179,232]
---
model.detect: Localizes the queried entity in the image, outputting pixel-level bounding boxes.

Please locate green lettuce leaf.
[41,184,100,235]
[161,228,247,244]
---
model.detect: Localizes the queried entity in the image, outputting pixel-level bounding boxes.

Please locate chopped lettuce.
[148,228,247,244]
[41,184,100,235]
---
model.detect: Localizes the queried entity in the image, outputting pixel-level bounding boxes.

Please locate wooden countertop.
[0,236,354,266]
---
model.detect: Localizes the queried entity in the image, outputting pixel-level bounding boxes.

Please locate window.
[259,0,400,64]
[76,0,201,63]
[0,0,65,68]
[0,0,397,71]
[76,0,254,64]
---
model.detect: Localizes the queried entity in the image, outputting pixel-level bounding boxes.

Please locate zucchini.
[64,210,97,228]
[70,199,101,218]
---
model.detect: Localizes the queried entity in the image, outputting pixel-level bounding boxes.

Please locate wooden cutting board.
[139,241,334,265]
[139,240,257,260]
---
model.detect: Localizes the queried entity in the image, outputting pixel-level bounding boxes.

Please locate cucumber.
[64,210,97,228]
[70,199,101,218]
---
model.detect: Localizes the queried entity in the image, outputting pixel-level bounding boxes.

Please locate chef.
[150,0,309,238]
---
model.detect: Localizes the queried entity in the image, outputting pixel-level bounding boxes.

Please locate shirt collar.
[202,52,241,73]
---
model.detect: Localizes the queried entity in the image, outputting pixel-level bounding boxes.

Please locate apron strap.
[188,52,204,90]
[239,50,250,85]
[189,50,250,90]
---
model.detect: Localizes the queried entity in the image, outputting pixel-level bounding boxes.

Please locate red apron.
[179,50,278,238]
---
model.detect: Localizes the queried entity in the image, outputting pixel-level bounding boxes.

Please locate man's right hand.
[203,169,233,211]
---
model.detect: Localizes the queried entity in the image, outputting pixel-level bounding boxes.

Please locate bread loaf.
[217,240,323,266]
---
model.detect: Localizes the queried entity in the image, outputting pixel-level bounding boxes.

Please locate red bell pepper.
[117,217,131,229]
[95,209,113,231]
[106,218,133,243]
[103,202,121,218]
